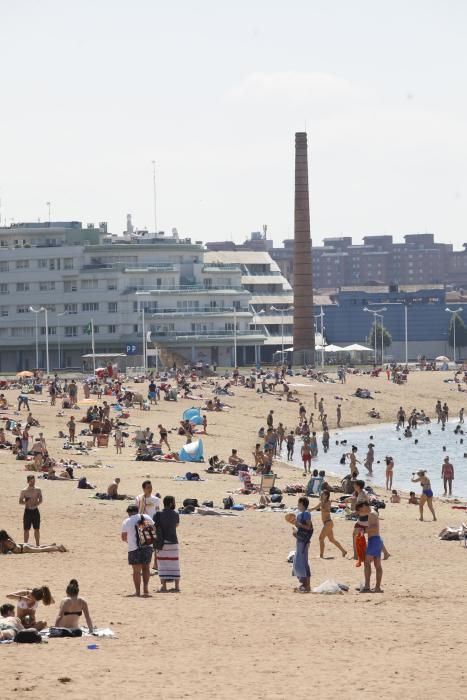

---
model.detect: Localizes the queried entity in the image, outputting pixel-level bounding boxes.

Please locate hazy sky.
[1,0,466,247]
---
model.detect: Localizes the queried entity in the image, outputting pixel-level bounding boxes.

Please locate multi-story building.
[0,222,264,372]
[270,233,461,289]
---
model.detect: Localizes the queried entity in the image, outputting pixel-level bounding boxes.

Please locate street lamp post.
[233,305,237,367]
[446,307,463,363]
[364,307,387,365]
[57,311,69,370]
[44,307,49,374]
[250,307,265,368]
[30,306,41,368]
[271,305,294,361]
[316,306,325,368]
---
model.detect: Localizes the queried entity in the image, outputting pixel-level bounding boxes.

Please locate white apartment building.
[204,250,294,362]
[0,222,265,372]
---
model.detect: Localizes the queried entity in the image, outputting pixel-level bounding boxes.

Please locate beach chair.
[259,472,276,494]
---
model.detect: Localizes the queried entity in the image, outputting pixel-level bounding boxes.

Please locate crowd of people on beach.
[1,360,464,643]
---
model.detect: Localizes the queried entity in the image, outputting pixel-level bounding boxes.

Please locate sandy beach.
[1,370,467,699]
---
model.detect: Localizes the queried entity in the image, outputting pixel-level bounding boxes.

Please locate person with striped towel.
[154,496,181,593]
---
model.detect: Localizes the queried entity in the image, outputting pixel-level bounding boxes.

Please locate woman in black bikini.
[54,579,94,635]
[311,490,347,558]
[0,530,67,554]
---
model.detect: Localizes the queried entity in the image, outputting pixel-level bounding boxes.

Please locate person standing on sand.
[19,475,42,546]
[313,392,317,409]
[158,425,171,450]
[356,502,384,593]
[441,457,454,496]
[336,404,342,428]
[154,495,181,593]
[121,504,154,597]
[288,496,313,593]
[301,438,312,476]
[311,489,347,559]
[459,407,464,424]
[286,432,295,461]
[411,470,437,522]
[67,416,76,443]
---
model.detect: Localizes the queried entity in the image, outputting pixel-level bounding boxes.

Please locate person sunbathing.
[0,530,67,554]
[6,585,54,631]
[53,579,93,636]
[0,604,28,641]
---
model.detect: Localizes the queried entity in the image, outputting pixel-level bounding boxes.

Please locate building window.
[0,262,9,272]
[64,303,77,314]
[107,279,118,290]
[49,258,60,270]
[12,327,34,337]
[38,259,48,268]
[0,306,8,316]
[93,325,100,334]
[0,284,8,294]
[108,325,116,334]
[17,305,30,314]
[39,281,56,291]
[133,324,138,333]
[64,280,78,293]
[81,279,98,289]
[15,260,29,269]
[108,302,117,313]
[44,305,56,312]
[63,258,74,270]
[82,302,99,311]
[40,326,57,335]
[65,326,78,337]
[16,283,30,292]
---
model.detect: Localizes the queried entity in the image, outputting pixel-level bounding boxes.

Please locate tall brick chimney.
[293,132,315,366]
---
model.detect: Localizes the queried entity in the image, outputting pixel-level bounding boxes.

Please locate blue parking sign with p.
[126,344,137,355]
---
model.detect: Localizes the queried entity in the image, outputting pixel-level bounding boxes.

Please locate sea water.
[285,419,467,499]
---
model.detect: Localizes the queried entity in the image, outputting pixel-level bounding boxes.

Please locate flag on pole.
[83,322,92,335]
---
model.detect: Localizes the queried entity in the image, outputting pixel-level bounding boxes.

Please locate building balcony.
[149,307,251,317]
[152,330,266,346]
[125,285,249,295]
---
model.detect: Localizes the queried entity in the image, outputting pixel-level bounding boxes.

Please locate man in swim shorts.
[356,502,384,593]
[19,475,42,546]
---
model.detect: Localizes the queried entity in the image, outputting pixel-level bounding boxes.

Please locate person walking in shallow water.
[441,457,454,496]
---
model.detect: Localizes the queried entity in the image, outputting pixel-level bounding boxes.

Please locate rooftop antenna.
[262,224,268,239]
[46,201,51,224]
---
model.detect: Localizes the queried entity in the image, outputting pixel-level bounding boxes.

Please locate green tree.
[448,313,467,348]
[368,321,392,351]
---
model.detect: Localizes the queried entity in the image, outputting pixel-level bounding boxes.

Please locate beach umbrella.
[435,356,450,362]
[16,370,34,378]
[324,344,344,352]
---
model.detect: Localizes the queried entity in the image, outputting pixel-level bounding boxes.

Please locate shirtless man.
[107,477,122,499]
[356,502,384,593]
[19,475,42,546]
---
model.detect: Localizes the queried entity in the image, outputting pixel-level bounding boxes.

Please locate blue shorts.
[366,535,383,559]
[423,489,433,498]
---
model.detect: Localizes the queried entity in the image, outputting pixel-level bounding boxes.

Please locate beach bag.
[223,496,234,510]
[49,627,83,638]
[183,498,199,508]
[135,515,155,547]
[270,494,283,503]
[270,486,282,495]
[15,629,42,644]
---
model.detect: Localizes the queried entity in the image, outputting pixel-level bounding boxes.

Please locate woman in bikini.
[0,530,67,555]
[411,470,437,522]
[311,489,347,558]
[385,456,394,490]
[54,579,94,635]
[6,585,54,630]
